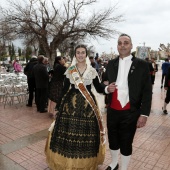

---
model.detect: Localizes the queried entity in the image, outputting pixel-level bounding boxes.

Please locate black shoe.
[163,110,168,114]
[105,164,119,170]
[26,104,32,107]
[161,85,163,89]
[162,107,168,114]
[40,110,47,113]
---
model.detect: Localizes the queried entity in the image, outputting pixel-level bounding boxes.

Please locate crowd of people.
[23,55,67,115]
[2,33,170,170]
[145,56,170,115]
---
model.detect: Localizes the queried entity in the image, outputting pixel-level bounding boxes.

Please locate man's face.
[90,58,94,63]
[117,36,133,58]
[43,59,48,65]
[59,58,65,65]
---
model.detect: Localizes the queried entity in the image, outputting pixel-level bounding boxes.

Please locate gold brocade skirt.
[45,131,105,170]
[44,90,105,170]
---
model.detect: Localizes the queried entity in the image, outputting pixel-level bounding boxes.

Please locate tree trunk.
[48,50,56,67]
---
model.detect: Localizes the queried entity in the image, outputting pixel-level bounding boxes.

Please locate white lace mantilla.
[64,64,105,115]
[64,65,98,89]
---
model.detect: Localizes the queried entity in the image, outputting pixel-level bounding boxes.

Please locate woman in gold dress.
[45,45,106,170]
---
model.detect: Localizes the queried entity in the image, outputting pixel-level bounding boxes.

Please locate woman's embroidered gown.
[45,66,105,170]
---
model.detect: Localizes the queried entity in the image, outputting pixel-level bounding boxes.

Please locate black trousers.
[107,107,140,156]
[165,88,170,104]
[27,78,36,106]
[161,73,166,85]
[151,75,155,85]
[36,88,48,112]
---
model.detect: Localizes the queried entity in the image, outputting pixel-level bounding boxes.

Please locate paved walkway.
[1,68,170,170]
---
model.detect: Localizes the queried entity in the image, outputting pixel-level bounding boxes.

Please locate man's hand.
[136,116,147,128]
[107,82,117,93]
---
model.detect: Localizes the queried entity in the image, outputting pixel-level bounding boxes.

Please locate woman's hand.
[103,81,109,85]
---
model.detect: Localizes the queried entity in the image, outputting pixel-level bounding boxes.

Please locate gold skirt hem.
[45,132,105,170]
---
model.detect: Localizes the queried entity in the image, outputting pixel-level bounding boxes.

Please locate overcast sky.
[2,0,170,56]
[90,0,170,55]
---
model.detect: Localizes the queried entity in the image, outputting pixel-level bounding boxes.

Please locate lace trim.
[65,65,98,87]
[50,91,100,158]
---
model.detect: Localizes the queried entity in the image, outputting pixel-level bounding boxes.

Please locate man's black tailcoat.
[104,55,152,116]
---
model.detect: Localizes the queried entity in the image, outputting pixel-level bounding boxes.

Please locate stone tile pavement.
[1,68,170,170]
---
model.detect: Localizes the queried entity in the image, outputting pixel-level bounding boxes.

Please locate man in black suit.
[104,34,152,170]
[32,55,49,113]
[24,56,38,107]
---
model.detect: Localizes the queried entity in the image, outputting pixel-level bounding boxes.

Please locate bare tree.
[0,21,16,51]
[23,33,39,56]
[58,37,83,57]
[0,0,123,65]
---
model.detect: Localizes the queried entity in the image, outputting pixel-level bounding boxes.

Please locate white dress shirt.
[116,55,132,108]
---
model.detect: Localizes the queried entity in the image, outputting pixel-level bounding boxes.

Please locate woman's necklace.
[76,65,87,77]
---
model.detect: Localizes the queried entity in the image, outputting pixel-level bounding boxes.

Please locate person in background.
[103,33,152,170]
[97,58,103,79]
[63,56,68,63]
[13,59,22,73]
[145,57,154,90]
[95,56,100,72]
[151,57,158,88]
[32,55,49,113]
[161,58,170,88]
[63,56,70,68]
[24,55,38,107]
[89,56,96,68]
[45,44,106,170]
[48,56,66,118]
[162,66,170,114]
[6,61,14,73]
[43,57,52,73]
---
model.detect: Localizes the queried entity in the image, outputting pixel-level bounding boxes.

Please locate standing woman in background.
[48,57,66,118]
[45,45,106,170]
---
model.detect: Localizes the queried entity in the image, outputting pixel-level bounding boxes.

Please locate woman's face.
[59,58,65,65]
[75,47,86,63]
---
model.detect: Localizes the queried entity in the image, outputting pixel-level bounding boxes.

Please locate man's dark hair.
[118,33,132,41]
[89,56,94,60]
[145,57,149,61]
[37,55,44,63]
[53,56,63,69]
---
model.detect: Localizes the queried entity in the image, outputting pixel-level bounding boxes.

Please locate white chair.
[3,78,21,108]
[0,85,7,107]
